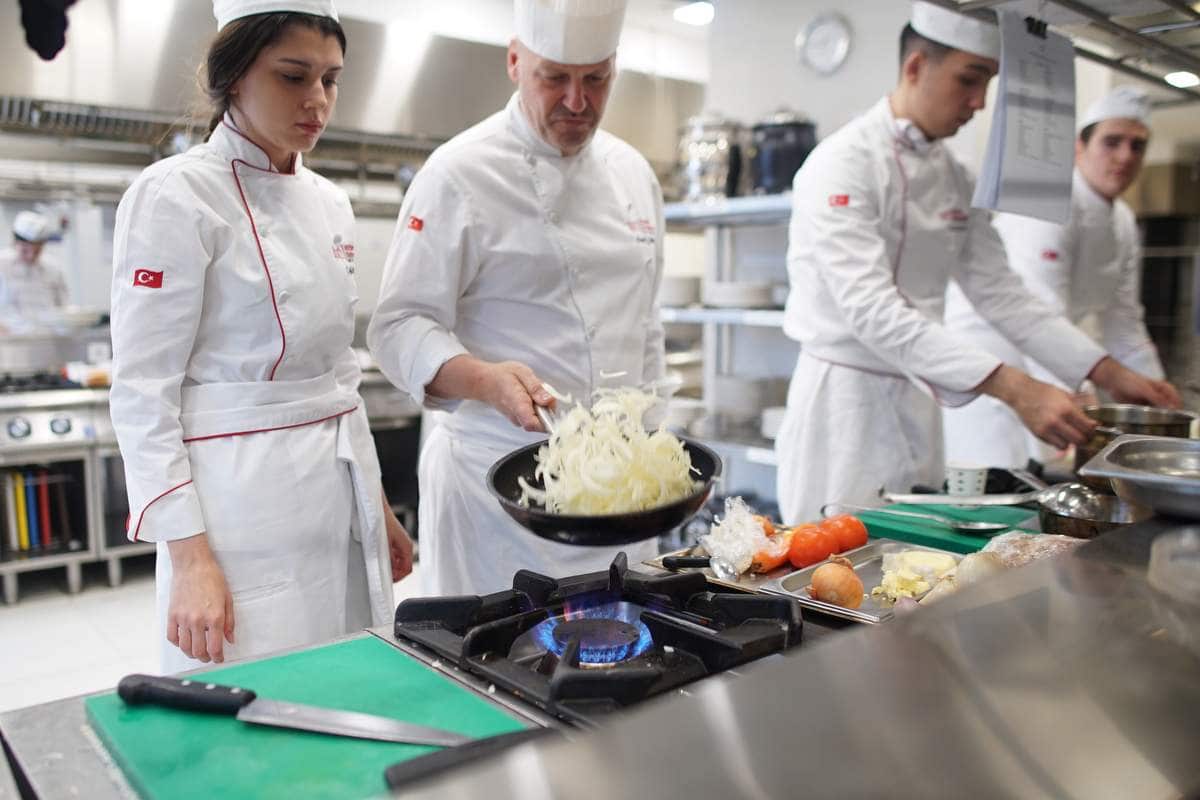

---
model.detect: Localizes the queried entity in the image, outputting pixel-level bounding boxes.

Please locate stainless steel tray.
[759,539,962,625]
[1079,434,1200,520]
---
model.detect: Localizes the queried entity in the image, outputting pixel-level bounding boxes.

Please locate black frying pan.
[486,437,722,546]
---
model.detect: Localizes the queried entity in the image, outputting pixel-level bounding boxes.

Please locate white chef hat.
[514,0,628,65]
[213,0,338,32]
[12,211,52,243]
[1078,86,1151,131]
[910,1,1000,61]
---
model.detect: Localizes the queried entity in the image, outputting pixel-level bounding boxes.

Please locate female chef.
[109,0,412,673]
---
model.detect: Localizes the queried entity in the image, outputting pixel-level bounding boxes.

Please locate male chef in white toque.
[774,2,1179,524]
[943,86,1169,467]
[0,210,68,333]
[369,0,665,595]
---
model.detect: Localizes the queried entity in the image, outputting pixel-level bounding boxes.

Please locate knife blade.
[117,673,472,747]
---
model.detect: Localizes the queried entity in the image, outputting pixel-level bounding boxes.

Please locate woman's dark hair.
[203,12,346,134]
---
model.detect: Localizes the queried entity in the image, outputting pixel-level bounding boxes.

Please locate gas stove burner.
[532,601,654,666]
[394,552,804,724]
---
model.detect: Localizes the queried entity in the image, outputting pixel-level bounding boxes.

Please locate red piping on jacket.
[230,161,288,380]
[131,480,193,542]
[181,405,357,443]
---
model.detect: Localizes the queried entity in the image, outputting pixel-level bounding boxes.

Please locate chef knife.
[117,673,472,747]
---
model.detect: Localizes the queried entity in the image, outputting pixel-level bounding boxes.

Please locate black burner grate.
[394,552,803,725]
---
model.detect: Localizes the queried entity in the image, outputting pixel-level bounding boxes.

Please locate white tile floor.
[0,555,427,714]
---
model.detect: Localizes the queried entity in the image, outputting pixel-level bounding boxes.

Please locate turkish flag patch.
[828,194,850,207]
[132,269,163,288]
[407,215,424,231]
[1041,249,1060,261]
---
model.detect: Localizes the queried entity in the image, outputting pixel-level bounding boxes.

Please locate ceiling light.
[673,1,714,26]
[1164,71,1200,88]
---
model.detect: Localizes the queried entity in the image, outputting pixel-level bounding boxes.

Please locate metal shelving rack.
[662,194,796,484]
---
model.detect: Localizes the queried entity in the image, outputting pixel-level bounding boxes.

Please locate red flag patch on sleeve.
[132,269,163,288]
[828,194,850,207]
[407,215,424,231]
[1041,249,1060,261]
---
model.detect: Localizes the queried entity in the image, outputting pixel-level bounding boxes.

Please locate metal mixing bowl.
[1037,482,1153,539]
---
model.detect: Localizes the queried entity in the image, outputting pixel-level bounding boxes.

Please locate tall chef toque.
[910,0,1000,60]
[515,0,628,65]
[12,211,53,243]
[213,0,338,32]
[1078,86,1151,131]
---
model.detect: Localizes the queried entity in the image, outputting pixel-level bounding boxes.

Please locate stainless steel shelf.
[664,194,793,227]
[660,306,786,327]
[687,415,779,467]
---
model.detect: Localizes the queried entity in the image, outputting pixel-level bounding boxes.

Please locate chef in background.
[0,210,69,333]
[774,2,1179,524]
[369,0,664,595]
[943,86,1165,467]
[110,0,412,674]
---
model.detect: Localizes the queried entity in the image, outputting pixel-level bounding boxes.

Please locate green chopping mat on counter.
[84,635,530,800]
[859,503,1038,554]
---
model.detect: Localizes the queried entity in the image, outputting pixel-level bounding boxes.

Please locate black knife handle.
[661,556,710,569]
[118,674,257,715]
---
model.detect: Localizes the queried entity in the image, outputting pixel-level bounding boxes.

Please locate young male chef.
[943,86,1167,467]
[0,211,68,333]
[774,2,1179,524]
[369,0,665,595]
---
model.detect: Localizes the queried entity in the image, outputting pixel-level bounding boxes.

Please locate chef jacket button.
[586,326,597,340]
[259,226,269,238]
[525,153,536,165]
[549,212,560,225]
[278,290,290,303]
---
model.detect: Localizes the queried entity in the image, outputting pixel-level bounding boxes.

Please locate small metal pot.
[1037,482,1154,539]
[1074,404,1198,490]
[677,113,743,202]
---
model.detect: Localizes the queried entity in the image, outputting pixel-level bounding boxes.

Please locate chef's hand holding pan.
[165,533,235,663]
[427,354,555,433]
[1088,356,1182,410]
[980,365,1096,451]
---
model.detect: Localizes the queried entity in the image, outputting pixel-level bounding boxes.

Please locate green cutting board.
[860,504,1038,554]
[85,635,529,800]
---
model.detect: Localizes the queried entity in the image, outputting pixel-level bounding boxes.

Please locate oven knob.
[50,417,72,435]
[6,417,31,439]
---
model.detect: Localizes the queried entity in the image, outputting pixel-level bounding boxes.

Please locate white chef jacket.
[775,97,1107,524]
[110,117,391,673]
[369,93,665,595]
[0,250,68,332]
[942,168,1164,466]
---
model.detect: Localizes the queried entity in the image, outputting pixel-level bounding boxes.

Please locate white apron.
[156,372,391,674]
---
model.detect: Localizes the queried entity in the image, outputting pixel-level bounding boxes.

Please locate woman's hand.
[427,354,554,432]
[382,489,414,581]
[165,533,234,663]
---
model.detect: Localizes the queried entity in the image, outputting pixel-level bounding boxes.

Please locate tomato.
[751,528,793,573]
[820,514,869,552]
[788,525,838,569]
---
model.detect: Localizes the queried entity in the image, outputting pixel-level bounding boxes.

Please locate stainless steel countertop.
[394,519,1200,799]
[0,388,109,412]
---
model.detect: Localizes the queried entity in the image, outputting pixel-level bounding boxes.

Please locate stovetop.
[0,373,80,394]
[394,553,803,726]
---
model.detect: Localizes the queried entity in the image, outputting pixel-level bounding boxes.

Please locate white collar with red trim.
[880,96,935,156]
[208,114,301,174]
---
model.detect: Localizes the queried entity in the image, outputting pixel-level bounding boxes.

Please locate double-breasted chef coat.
[775,97,1107,524]
[369,93,665,596]
[110,117,392,674]
[0,249,68,333]
[942,168,1166,467]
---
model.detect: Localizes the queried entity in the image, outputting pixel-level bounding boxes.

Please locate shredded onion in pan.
[517,387,702,515]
